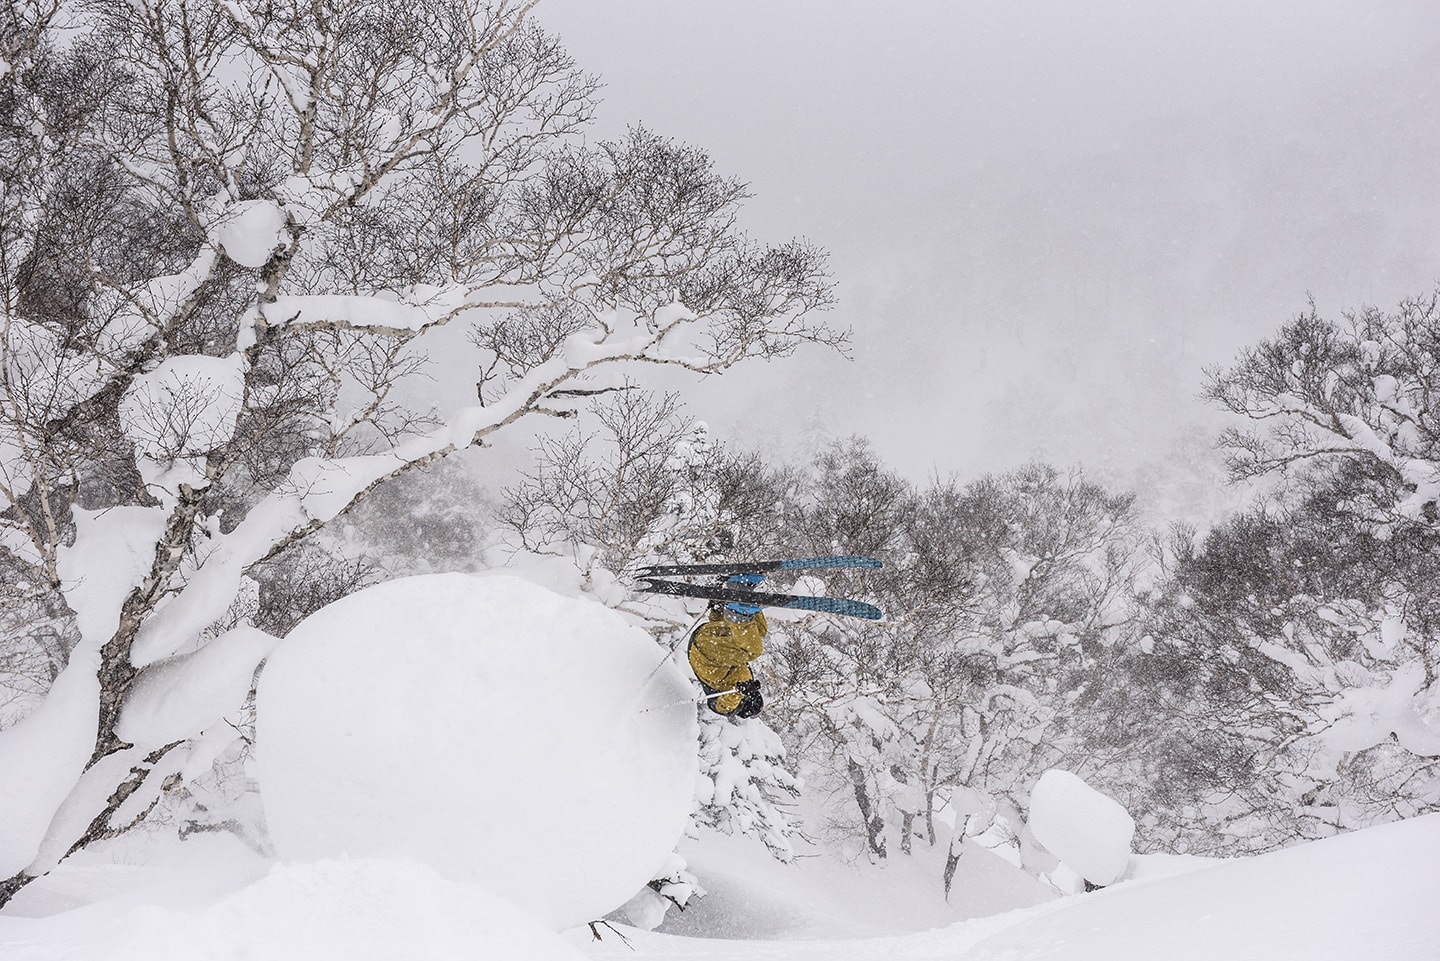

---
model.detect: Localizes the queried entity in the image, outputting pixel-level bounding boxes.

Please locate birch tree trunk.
[0,0,838,906]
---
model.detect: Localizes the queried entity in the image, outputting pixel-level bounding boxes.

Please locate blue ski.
[637,577,882,620]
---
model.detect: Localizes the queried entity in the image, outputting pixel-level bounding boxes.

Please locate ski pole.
[636,604,711,689]
[623,603,714,717]
[638,687,738,714]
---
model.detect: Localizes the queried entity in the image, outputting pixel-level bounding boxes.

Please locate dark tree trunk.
[847,758,887,858]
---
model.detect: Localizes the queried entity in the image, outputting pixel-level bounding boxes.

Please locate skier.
[640,555,885,718]
[688,603,766,718]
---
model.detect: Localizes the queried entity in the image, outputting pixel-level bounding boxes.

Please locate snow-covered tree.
[764,446,1143,873]
[497,392,806,881]
[497,387,797,583]
[498,389,707,577]
[0,0,837,906]
[692,710,801,860]
[1207,294,1440,833]
[1096,293,1440,854]
[1115,491,1440,853]
[1204,291,1440,526]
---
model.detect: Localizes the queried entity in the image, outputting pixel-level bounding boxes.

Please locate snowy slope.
[1,769,1436,961]
[4,810,1432,960]
[649,829,1057,940]
[576,813,1440,961]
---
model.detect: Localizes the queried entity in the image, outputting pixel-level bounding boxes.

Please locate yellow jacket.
[687,609,767,714]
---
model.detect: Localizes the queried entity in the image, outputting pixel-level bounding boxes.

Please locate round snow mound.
[256,573,697,930]
[1028,769,1135,886]
[211,199,287,268]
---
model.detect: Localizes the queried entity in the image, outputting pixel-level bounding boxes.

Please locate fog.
[533,0,1440,520]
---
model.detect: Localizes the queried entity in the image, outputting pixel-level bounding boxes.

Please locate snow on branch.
[1205,292,1440,523]
[0,0,841,906]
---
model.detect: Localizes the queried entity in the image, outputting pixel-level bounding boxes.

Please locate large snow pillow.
[256,573,697,930]
[1028,768,1135,886]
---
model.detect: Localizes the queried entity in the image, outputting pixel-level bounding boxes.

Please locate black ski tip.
[636,555,884,578]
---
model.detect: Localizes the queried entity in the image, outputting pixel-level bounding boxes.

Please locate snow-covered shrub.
[693,709,802,860]
[615,851,703,931]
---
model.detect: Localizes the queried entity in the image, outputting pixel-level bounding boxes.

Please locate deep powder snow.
[255,572,698,931]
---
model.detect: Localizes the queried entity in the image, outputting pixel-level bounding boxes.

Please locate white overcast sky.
[531,0,1440,519]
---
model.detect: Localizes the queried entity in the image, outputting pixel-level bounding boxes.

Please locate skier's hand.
[734,680,763,718]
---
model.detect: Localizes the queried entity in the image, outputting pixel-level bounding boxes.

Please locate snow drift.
[255,573,697,930]
[1027,768,1135,886]
[1,857,588,961]
[582,812,1440,961]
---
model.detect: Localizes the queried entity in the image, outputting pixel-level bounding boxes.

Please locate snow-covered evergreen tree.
[692,709,802,860]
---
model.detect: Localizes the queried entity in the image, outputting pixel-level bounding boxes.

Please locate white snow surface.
[651,828,1058,940]
[580,813,1440,961]
[117,626,280,749]
[255,572,697,931]
[210,199,287,268]
[2,853,586,961]
[3,808,1436,960]
[1027,769,1136,886]
[0,505,166,877]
